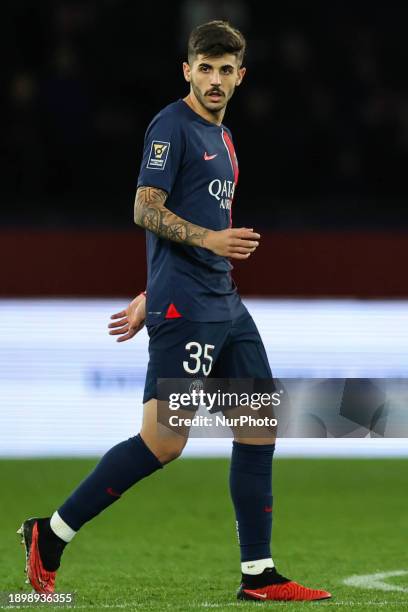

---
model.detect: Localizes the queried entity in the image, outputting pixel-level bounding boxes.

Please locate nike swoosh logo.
[106,487,121,498]
[244,590,267,599]
[204,152,218,160]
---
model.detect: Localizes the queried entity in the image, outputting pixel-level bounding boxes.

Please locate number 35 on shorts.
[183,342,215,375]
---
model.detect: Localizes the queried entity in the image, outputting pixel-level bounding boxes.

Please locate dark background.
[3,0,408,230]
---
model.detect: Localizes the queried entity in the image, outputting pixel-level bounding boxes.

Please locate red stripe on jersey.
[222,130,239,184]
[221,129,239,227]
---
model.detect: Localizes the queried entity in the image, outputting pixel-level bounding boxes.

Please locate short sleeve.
[137,113,184,194]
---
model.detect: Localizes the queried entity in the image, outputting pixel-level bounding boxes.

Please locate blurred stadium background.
[1,0,408,458]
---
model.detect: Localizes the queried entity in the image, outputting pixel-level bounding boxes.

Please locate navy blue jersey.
[137,99,246,324]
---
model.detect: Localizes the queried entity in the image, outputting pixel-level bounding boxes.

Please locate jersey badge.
[147,141,170,170]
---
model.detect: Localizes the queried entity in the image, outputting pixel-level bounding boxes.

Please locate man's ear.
[183,62,191,82]
[236,66,246,86]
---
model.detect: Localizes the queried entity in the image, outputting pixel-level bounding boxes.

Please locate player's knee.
[140,431,186,464]
[155,440,185,464]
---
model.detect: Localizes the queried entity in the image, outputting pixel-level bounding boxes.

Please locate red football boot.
[237,567,331,601]
[17,518,56,594]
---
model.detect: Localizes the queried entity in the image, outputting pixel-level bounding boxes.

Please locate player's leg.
[18,317,228,593]
[51,397,188,535]
[214,309,331,601]
[214,319,277,589]
[17,397,186,594]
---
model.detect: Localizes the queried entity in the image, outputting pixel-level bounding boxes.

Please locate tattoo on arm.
[134,186,210,247]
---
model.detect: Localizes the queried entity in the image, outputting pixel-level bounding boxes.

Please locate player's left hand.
[108,293,146,342]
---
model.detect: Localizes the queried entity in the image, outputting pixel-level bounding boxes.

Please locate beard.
[191,80,231,113]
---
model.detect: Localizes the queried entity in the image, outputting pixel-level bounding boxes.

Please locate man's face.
[183,53,246,114]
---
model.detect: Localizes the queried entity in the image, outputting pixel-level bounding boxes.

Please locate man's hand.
[204,227,260,259]
[108,293,146,342]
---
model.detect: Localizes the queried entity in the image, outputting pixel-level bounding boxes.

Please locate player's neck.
[183,93,225,126]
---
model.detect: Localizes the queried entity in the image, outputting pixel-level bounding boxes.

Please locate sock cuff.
[232,441,275,453]
[50,511,77,543]
[231,441,275,475]
[242,557,275,574]
[133,434,163,469]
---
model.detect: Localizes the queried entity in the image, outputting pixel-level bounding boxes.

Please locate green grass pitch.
[1,457,407,611]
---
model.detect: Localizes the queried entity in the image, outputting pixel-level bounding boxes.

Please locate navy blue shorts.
[143,308,272,404]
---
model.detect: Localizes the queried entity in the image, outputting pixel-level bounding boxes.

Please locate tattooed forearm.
[134,186,210,247]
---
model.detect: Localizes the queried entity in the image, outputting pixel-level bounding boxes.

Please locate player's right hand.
[108,293,146,342]
[205,227,260,259]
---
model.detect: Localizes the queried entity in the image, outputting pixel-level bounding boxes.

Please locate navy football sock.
[58,434,162,531]
[229,441,275,562]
